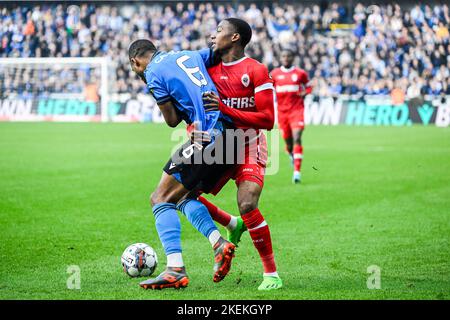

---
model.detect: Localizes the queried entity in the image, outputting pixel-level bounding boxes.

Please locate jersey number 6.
[176,55,208,87]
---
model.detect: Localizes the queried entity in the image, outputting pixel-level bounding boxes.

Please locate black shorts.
[163,129,236,193]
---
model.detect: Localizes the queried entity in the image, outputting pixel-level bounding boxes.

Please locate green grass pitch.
[0,123,449,300]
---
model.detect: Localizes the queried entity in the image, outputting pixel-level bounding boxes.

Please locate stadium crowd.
[0,1,449,100]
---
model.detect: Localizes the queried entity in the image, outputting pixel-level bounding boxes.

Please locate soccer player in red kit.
[200,18,282,290]
[271,49,312,184]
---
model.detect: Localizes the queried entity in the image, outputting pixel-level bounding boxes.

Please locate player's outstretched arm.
[221,89,274,129]
[157,100,182,128]
[203,90,275,130]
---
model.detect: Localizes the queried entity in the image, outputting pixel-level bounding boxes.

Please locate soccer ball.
[121,243,158,277]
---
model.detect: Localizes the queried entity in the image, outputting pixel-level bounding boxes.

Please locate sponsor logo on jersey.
[241,74,250,87]
[277,75,285,80]
[221,97,255,109]
[275,84,300,93]
[220,76,228,80]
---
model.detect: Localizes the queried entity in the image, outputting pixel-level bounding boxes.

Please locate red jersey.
[207,56,275,130]
[205,56,273,192]
[271,66,311,112]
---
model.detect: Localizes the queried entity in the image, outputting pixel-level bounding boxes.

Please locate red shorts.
[278,108,305,139]
[209,131,267,195]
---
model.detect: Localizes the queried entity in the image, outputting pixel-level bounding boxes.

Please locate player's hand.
[190,121,211,145]
[203,91,220,111]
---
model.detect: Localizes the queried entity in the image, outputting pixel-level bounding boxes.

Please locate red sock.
[242,208,277,274]
[293,144,303,172]
[198,196,231,227]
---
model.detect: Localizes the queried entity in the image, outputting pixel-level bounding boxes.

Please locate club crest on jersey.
[291,74,298,82]
[241,74,250,87]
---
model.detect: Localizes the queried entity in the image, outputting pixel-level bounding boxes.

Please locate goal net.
[0,57,109,122]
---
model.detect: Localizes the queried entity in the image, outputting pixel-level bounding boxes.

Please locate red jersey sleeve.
[218,63,275,130]
[300,70,312,95]
[253,63,274,90]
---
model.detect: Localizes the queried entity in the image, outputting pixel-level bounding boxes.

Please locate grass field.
[0,123,449,300]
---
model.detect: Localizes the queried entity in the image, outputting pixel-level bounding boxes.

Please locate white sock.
[264,272,279,277]
[226,216,238,231]
[208,230,221,247]
[167,253,184,268]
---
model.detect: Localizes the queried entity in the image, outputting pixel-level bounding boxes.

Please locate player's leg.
[285,136,294,167]
[236,132,281,290]
[291,108,305,183]
[236,179,282,290]
[195,167,241,235]
[176,193,236,283]
[140,172,190,290]
[177,192,221,248]
[188,136,246,247]
[170,138,236,283]
[279,113,294,166]
[292,128,304,184]
[198,195,233,228]
[141,138,233,288]
[197,195,247,246]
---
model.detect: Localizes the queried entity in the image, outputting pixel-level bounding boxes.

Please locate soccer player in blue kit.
[128,39,236,290]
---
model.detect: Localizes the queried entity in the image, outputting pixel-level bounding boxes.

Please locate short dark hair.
[281,48,295,56]
[128,39,156,59]
[224,18,252,48]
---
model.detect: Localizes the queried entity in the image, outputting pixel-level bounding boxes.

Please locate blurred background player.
[200,18,282,291]
[271,49,312,184]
